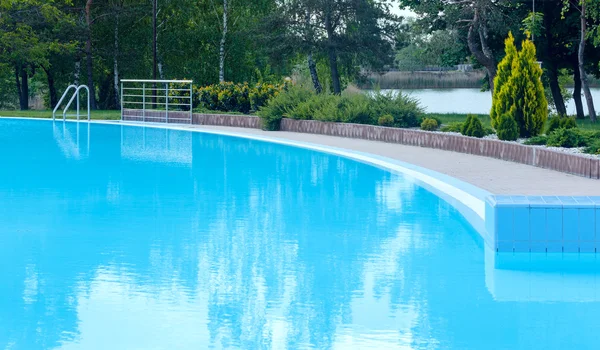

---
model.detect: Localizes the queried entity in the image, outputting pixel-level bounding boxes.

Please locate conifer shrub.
[496,113,519,141]
[420,118,439,131]
[491,33,518,129]
[547,115,577,134]
[461,114,485,138]
[490,33,548,138]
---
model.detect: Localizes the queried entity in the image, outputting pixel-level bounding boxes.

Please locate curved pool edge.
[3,117,600,254]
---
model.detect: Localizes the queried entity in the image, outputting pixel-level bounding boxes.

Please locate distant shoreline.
[360,69,600,90]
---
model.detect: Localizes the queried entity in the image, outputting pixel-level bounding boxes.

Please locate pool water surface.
[1,119,599,349]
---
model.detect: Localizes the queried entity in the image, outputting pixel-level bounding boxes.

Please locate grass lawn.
[0,110,121,120]
[430,113,600,131]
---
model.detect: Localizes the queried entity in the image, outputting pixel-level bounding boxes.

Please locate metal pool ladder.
[53,85,91,121]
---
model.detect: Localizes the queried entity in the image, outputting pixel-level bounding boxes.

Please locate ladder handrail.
[62,85,91,121]
[53,85,77,120]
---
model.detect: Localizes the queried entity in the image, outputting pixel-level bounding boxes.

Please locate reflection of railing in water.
[120,125,192,164]
[52,121,90,159]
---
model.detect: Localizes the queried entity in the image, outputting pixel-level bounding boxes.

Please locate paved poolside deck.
[189,125,600,196]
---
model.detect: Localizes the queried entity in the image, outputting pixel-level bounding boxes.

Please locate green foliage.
[585,139,600,155]
[257,85,313,130]
[547,115,577,134]
[496,113,519,141]
[258,87,423,130]
[461,114,485,138]
[546,128,599,148]
[491,34,548,137]
[523,135,549,145]
[378,114,394,126]
[440,122,464,133]
[420,117,439,131]
[369,92,423,128]
[491,33,518,129]
[196,82,284,114]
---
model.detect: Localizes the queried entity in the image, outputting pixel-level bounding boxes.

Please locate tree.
[492,35,547,137]
[490,32,517,128]
[563,0,597,122]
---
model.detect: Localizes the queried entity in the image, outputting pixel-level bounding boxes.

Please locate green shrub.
[547,115,577,134]
[258,88,424,130]
[369,92,423,128]
[461,114,485,138]
[584,139,600,154]
[196,82,283,114]
[546,128,592,148]
[496,113,519,141]
[420,118,439,131]
[257,86,313,130]
[378,114,394,127]
[440,122,463,133]
[491,33,548,137]
[523,135,548,145]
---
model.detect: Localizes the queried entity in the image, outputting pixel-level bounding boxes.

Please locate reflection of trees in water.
[0,122,466,349]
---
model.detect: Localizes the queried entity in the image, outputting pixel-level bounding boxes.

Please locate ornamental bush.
[196,82,284,114]
[490,33,548,138]
[491,33,518,129]
[461,114,485,138]
[496,113,519,141]
[440,122,463,133]
[420,118,439,131]
[378,114,394,126]
[546,128,590,148]
[547,115,577,134]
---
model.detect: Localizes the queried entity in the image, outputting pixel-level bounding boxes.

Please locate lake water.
[380,88,600,115]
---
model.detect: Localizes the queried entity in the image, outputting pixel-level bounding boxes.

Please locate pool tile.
[510,195,530,207]
[527,196,546,208]
[546,241,563,253]
[579,209,595,241]
[589,196,600,208]
[574,196,594,206]
[513,207,530,241]
[529,241,547,253]
[560,196,579,208]
[496,206,514,242]
[563,241,579,253]
[493,195,513,205]
[485,200,495,240]
[546,208,563,241]
[542,196,563,208]
[562,209,579,241]
[580,241,596,253]
[596,209,600,244]
[514,241,530,252]
[497,240,513,252]
[530,208,545,241]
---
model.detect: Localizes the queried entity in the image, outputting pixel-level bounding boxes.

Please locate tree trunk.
[42,66,58,109]
[85,0,97,110]
[573,62,585,119]
[579,2,596,122]
[113,11,120,109]
[15,64,28,110]
[546,64,567,116]
[467,9,496,92]
[307,53,322,94]
[324,13,341,94]
[219,0,228,83]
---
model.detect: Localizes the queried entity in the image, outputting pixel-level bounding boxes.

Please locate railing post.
[142,82,146,122]
[120,81,124,121]
[165,83,169,123]
[189,82,193,124]
[76,86,80,121]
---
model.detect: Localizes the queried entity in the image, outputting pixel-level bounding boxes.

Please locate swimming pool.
[1,118,600,349]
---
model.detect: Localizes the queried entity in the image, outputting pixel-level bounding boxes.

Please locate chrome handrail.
[62,85,91,121]
[53,85,77,120]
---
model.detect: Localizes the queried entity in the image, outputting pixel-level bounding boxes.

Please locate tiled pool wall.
[486,196,600,253]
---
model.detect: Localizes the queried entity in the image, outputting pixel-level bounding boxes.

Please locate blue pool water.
[1,119,600,349]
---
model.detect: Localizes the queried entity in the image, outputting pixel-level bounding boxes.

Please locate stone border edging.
[279,118,600,180]
[121,110,600,179]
